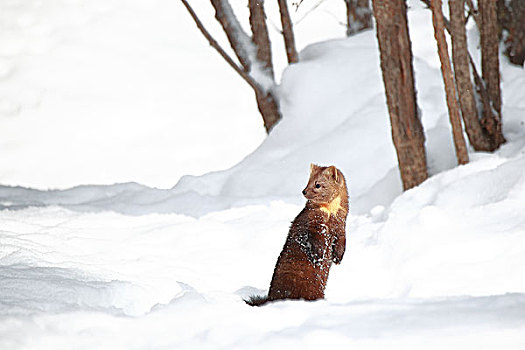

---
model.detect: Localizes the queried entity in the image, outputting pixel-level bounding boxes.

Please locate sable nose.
[302,189,307,195]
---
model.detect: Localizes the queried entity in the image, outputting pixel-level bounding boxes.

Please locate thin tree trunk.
[449,0,488,151]
[470,55,506,147]
[431,0,469,164]
[346,0,373,36]
[478,0,505,147]
[208,0,281,133]
[278,0,299,64]
[248,0,280,132]
[479,0,502,116]
[450,0,505,151]
[372,0,428,190]
[249,0,274,78]
[422,0,505,150]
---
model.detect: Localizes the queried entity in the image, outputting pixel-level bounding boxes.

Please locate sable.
[246,164,349,306]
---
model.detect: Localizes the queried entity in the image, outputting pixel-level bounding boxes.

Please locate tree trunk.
[479,0,506,147]
[470,54,506,147]
[449,0,489,151]
[449,0,506,151]
[346,0,373,36]
[372,0,428,190]
[248,0,280,132]
[249,0,274,78]
[210,0,251,70]
[479,0,502,116]
[431,0,469,165]
[497,0,525,66]
[209,0,281,133]
[254,89,281,133]
[278,0,299,64]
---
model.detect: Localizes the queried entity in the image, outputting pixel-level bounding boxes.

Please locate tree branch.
[180,0,261,92]
[465,0,481,26]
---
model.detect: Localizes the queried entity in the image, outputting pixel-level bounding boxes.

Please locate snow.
[1,0,525,349]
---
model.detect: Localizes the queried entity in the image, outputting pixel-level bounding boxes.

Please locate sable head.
[302,164,345,204]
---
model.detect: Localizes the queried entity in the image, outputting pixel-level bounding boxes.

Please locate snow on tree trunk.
[210,0,281,133]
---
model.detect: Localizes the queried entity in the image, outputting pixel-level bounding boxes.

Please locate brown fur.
[247,164,348,306]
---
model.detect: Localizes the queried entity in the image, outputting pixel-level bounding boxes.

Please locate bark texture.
[479,0,502,116]
[249,0,274,78]
[449,0,505,151]
[372,0,428,190]
[479,0,506,147]
[431,0,469,165]
[278,0,299,64]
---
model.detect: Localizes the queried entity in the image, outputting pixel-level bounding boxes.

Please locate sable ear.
[310,163,319,173]
[327,166,339,182]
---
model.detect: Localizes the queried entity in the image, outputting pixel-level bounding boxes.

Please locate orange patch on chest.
[320,196,342,216]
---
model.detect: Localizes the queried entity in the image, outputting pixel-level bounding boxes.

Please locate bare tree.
[372,0,428,190]
[449,0,505,151]
[421,0,505,151]
[181,0,282,133]
[345,0,373,36]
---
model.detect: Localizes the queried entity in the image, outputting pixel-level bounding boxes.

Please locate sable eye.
[315,183,321,189]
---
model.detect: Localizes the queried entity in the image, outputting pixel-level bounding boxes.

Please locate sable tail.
[244,295,269,307]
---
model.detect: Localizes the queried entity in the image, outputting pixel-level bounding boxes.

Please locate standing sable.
[246,164,349,306]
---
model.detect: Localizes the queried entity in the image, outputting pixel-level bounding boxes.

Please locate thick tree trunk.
[278,0,299,64]
[346,0,373,36]
[431,0,469,165]
[372,0,428,190]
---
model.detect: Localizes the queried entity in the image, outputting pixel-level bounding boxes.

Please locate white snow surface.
[1,0,525,349]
